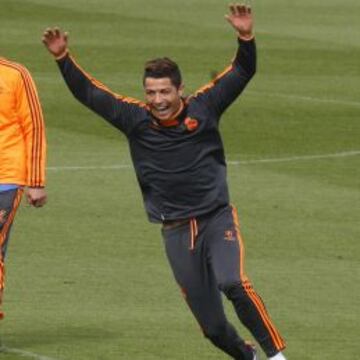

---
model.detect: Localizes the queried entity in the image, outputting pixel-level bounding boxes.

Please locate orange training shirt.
[0,58,46,187]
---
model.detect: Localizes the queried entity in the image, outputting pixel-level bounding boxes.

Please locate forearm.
[56,53,145,135]
[56,53,131,129]
[233,37,256,81]
[23,115,46,187]
[197,37,256,115]
[17,70,47,187]
[57,53,99,109]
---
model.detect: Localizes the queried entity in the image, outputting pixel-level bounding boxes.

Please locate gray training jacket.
[56,38,256,223]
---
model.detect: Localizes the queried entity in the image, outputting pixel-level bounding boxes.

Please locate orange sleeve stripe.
[18,65,45,186]
[68,55,148,109]
[21,69,44,185]
[231,205,286,351]
[1,60,44,185]
[194,65,233,97]
[0,60,45,186]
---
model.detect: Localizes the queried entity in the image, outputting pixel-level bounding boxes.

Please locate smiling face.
[143,57,183,121]
[144,77,184,121]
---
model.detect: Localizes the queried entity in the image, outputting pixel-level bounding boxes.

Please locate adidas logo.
[224,230,236,241]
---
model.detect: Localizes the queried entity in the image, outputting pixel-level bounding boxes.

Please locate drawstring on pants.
[189,218,198,250]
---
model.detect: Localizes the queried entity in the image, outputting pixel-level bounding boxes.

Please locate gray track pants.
[162,205,285,359]
[0,188,23,300]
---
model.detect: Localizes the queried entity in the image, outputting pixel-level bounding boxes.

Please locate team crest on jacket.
[184,117,199,132]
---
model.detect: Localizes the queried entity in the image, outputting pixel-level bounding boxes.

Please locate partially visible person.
[0,56,47,319]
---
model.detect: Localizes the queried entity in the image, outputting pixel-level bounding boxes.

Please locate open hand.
[225,3,254,40]
[42,27,69,58]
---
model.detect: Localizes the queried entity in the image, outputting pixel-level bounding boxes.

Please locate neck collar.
[151,99,185,127]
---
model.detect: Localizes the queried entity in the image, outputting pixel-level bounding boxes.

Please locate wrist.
[238,32,254,41]
[55,49,69,60]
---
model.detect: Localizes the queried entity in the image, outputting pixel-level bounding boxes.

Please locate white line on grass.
[227,150,360,165]
[46,150,360,172]
[0,346,62,360]
[47,164,132,171]
[248,90,360,107]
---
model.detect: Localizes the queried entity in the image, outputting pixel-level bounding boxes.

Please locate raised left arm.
[193,4,256,116]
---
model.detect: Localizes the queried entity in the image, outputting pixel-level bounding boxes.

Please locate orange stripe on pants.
[231,205,286,351]
[0,188,24,291]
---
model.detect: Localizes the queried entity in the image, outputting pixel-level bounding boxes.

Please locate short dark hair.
[143,57,182,88]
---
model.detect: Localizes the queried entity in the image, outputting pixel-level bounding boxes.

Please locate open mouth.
[154,106,171,117]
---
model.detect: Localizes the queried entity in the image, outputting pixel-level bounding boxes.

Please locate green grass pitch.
[0,0,359,359]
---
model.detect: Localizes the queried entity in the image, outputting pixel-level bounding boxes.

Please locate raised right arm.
[42,28,146,135]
